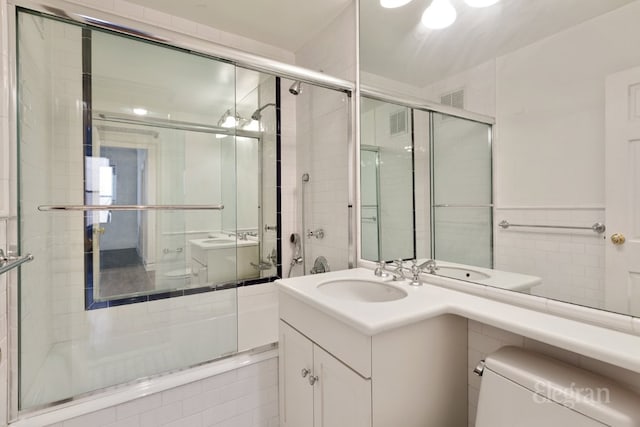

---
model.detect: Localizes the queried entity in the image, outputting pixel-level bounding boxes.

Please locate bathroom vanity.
[190,235,259,285]
[277,268,640,427]
[277,271,468,427]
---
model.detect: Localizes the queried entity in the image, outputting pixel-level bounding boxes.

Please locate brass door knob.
[94,227,106,235]
[611,233,626,245]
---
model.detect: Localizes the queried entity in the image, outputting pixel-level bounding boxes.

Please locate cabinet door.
[279,321,314,427]
[313,345,372,427]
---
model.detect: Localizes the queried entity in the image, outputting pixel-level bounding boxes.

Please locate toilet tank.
[475,347,640,427]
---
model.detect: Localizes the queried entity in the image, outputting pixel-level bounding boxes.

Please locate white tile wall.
[494,208,606,309]
[39,358,279,427]
[279,79,298,277]
[467,321,640,427]
[296,86,351,273]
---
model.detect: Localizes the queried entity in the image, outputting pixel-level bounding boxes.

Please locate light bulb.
[421,0,457,29]
[380,0,414,8]
[132,107,147,116]
[465,0,499,7]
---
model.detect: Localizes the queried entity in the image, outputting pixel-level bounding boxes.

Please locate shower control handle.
[301,368,310,378]
[307,228,325,239]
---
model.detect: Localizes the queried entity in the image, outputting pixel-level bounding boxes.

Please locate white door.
[313,345,371,427]
[279,321,314,427]
[605,66,640,316]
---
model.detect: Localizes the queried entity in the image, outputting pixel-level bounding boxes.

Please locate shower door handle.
[0,250,34,275]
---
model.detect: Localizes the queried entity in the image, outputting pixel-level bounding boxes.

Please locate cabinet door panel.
[280,321,314,427]
[313,346,372,427]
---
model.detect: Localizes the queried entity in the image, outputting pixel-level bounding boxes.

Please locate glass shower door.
[16,10,241,411]
[431,112,493,268]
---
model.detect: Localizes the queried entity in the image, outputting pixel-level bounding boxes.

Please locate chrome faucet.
[373,259,437,286]
[419,259,438,274]
[374,260,405,281]
[374,261,389,278]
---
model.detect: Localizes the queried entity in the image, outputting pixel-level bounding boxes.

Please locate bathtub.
[14,284,279,426]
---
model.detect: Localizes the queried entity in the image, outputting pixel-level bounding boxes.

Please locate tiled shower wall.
[293,2,356,274]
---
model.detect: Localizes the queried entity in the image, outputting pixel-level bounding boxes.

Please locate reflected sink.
[317,279,407,302]
[436,266,490,281]
[200,238,235,244]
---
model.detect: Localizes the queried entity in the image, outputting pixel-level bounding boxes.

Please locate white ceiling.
[125,0,352,52]
[360,0,635,87]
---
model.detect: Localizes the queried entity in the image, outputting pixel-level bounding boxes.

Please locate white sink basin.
[317,279,407,302]
[200,238,235,244]
[436,266,490,281]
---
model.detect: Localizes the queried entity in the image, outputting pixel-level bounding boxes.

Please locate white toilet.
[475,346,640,426]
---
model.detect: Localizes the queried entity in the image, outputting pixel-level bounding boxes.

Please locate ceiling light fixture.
[421,0,457,29]
[380,0,414,8]
[132,107,148,116]
[464,0,499,7]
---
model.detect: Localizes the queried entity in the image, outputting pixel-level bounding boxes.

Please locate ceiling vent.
[389,109,408,136]
[440,88,465,110]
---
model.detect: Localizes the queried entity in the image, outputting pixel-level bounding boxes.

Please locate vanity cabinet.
[279,321,371,427]
[279,291,468,427]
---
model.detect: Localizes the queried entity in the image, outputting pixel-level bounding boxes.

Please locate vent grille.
[389,109,408,136]
[440,89,465,110]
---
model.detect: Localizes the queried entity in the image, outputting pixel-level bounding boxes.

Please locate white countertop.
[422,259,542,291]
[276,268,640,374]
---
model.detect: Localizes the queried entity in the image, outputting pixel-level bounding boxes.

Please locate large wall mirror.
[360,0,640,317]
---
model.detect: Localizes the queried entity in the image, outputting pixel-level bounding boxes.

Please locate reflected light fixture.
[464,0,499,7]
[132,107,147,116]
[421,0,457,29]
[217,109,240,128]
[380,0,413,8]
[243,119,260,132]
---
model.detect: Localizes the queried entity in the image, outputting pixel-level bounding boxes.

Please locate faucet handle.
[409,259,423,286]
[374,261,389,278]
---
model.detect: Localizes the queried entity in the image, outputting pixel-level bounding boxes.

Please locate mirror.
[360,0,640,316]
[85,24,280,305]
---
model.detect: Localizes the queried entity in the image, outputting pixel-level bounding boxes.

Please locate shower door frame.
[6,0,356,419]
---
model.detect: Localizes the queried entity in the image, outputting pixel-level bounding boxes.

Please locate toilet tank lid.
[484,347,640,427]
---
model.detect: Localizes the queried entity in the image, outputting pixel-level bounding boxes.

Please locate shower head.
[289,81,303,96]
[302,173,310,182]
[250,103,276,121]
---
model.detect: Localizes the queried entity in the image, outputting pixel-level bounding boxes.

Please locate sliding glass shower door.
[431,112,493,268]
[16,10,276,411]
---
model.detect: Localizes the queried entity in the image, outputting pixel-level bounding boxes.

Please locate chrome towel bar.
[498,220,605,234]
[37,204,224,211]
[0,250,34,275]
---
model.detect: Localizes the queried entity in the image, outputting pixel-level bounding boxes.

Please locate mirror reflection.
[360,0,640,316]
[87,27,279,304]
